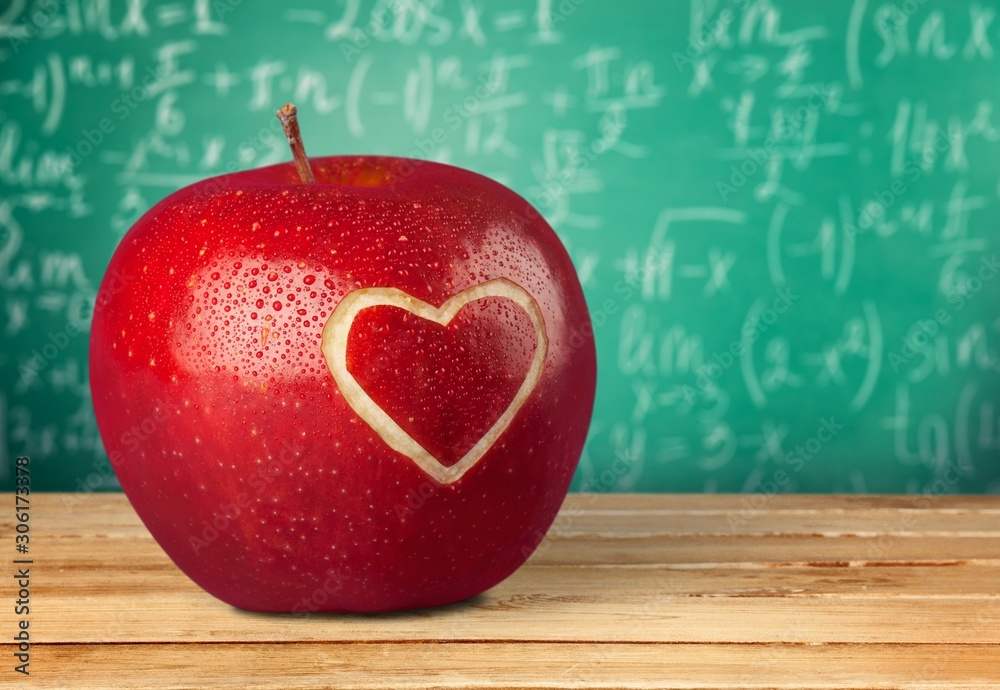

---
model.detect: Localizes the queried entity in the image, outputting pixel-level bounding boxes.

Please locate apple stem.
[277,103,316,184]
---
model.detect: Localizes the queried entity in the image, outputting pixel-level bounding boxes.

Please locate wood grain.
[2,493,998,688]
[4,643,998,689]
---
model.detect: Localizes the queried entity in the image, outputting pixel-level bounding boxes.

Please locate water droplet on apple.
[267,271,279,282]
[324,278,336,290]
[273,301,283,311]
[255,299,264,309]
[303,275,316,285]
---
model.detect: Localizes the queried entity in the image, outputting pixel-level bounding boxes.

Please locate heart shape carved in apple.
[322,278,548,484]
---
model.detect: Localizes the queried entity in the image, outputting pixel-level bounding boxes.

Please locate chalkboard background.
[2,0,1000,493]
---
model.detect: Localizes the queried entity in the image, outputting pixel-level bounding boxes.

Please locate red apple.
[89,105,596,613]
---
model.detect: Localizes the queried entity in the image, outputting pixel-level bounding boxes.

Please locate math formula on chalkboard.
[2,0,999,493]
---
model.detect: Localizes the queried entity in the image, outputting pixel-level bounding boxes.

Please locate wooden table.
[3,493,999,688]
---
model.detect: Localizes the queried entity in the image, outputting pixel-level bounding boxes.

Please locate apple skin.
[89,156,596,613]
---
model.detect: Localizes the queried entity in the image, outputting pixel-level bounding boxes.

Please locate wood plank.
[4,642,997,689]
[550,506,1000,536]
[530,534,1000,565]
[566,493,1000,512]
[31,552,1000,598]
[15,529,1000,568]
[5,493,998,687]
[9,494,1000,540]
[22,585,1000,644]
[10,497,1000,567]
[4,495,998,646]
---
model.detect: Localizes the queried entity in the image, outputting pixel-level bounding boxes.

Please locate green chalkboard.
[2,0,1000,493]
